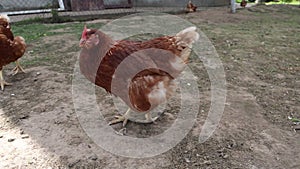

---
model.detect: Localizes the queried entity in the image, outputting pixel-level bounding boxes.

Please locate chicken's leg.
[12,60,25,75]
[145,112,159,123]
[0,70,12,91]
[109,108,131,127]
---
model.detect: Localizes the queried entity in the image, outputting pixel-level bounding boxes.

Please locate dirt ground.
[1,5,299,169]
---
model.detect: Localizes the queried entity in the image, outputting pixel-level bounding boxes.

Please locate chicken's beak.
[79,25,88,48]
[79,39,86,48]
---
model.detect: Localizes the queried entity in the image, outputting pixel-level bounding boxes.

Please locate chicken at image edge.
[79,25,199,126]
[0,14,26,90]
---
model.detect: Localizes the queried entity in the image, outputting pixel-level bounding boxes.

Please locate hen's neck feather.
[79,30,114,84]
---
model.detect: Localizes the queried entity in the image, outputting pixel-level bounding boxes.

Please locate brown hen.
[186,0,197,13]
[79,26,199,126]
[241,0,247,8]
[0,15,26,90]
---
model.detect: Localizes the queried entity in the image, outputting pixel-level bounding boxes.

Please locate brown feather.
[0,17,26,71]
[186,1,197,12]
[0,17,13,41]
[241,0,247,8]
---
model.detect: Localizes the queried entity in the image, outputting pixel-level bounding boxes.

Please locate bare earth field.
[0,5,299,169]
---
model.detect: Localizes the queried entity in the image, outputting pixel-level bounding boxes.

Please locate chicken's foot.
[109,108,131,127]
[0,70,12,91]
[12,60,25,75]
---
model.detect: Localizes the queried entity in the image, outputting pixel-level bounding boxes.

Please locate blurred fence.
[0,0,229,12]
[0,0,59,12]
[0,0,230,22]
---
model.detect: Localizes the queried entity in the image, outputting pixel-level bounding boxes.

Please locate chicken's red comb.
[81,25,87,39]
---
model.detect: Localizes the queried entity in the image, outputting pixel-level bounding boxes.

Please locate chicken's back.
[0,36,13,70]
[0,35,26,70]
[0,15,23,70]
[12,36,26,58]
[95,35,182,92]
[104,37,181,112]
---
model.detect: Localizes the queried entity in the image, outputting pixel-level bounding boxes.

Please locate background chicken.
[241,0,247,8]
[0,14,26,90]
[186,0,197,13]
[79,25,199,126]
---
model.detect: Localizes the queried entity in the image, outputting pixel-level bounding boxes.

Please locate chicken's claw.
[0,80,12,91]
[12,60,25,75]
[109,108,131,127]
[114,128,127,136]
[0,70,12,91]
[109,115,129,127]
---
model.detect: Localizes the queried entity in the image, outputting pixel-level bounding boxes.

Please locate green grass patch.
[10,17,107,67]
[235,0,299,5]
[267,0,299,5]
[12,19,105,43]
[21,55,52,66]
[12,23,60,43]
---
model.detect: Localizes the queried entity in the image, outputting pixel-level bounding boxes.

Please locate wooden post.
[231,0,236,13]
[58,0,65,10]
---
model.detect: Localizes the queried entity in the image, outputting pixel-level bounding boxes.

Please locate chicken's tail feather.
[175,26,199,48]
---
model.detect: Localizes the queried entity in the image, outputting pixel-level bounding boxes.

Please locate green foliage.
[51,8,61,23]
[267,0,299,4]
[236,0,298,3]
